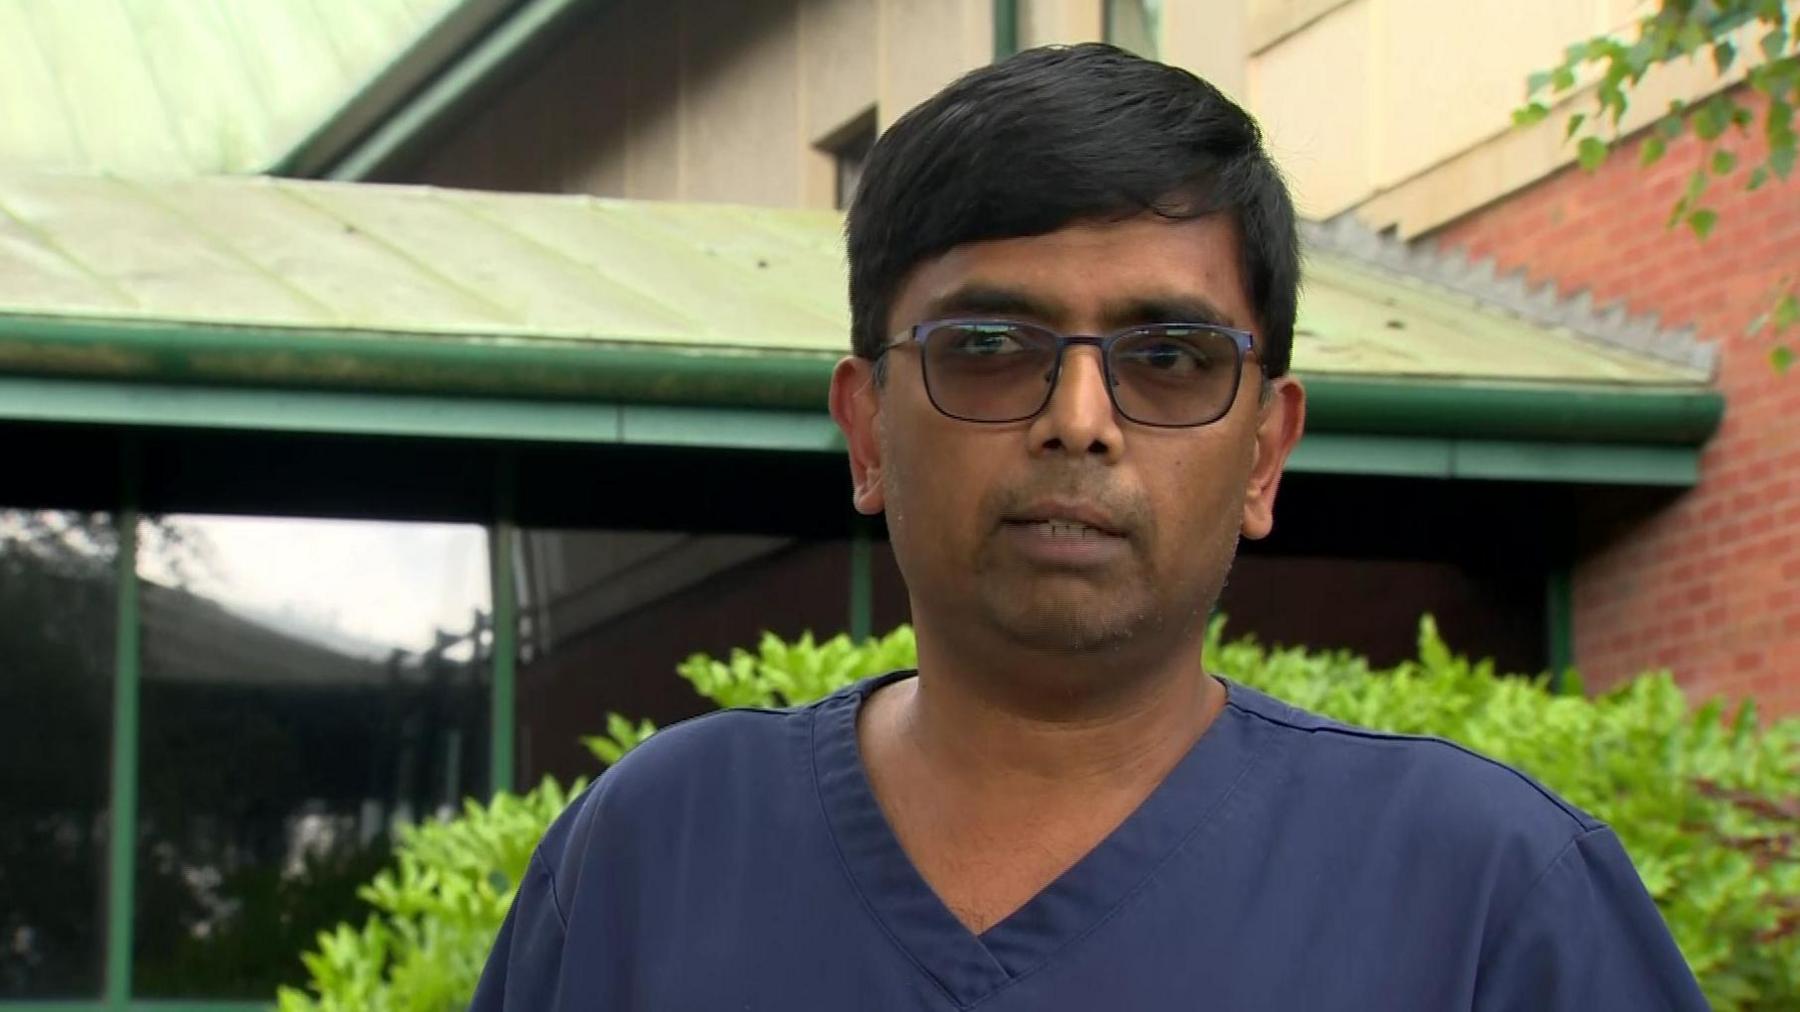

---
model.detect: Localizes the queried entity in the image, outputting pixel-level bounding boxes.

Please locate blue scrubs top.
[472,672,1707,1010]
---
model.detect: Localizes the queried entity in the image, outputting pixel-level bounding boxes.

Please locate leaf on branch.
[1714,39,1738,75]
[1643,134,1669,166]
[1774,345,1795,374]
[1772,143,1797,180]
[1762,26,1791,63]
[1776,292,1800,331]
[1678,21,1707,54]
[1686,208,1719,238]
[1749,165,1770,189]
[1553,65,1577,91]
[1578,136,1610,171]
[1527,69,1554,95]
[1513,102,1551,127]
[1712,148,1738,175]
[1566,111,1587,139]
[1695,97,1733,140]
[1685,167,1709,206]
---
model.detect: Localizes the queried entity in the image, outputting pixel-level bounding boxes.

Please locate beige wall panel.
[623,0,685,200]
[801,0,880,139]
[1247,0,1351,52]
[573,22,633,197]
[1368,0,1599,193]
[1162,0,1248,99]
[680,0,804,205]
[1017,0,1103,47]
[1357,15,1761,236]
[879,0,991,128]
[1246,0,1373,218]
[406,6,633,194]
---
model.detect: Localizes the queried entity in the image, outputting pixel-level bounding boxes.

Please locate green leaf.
[1776,292,1800,331]
[1578,136,1610,171]
[1513,102,1550,127]
[1772,142,1797,180]
[1642,134,1669,166]
[1552,65,1577,91]
[1695,97,1733,140]
[1565,111,1587,139]
[1527,69,1553,95]
[1660,112,1686,139]
[1713,39,1738,75]
[1761,26,1790,62]
[1686,208,1719,238]
[1749,165,1770,189]
[1711,149,1738,175]
[1677,21,1706,54]
[1773,344,1795,373]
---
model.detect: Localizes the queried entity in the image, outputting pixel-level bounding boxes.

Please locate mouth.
[999,502,1128,540]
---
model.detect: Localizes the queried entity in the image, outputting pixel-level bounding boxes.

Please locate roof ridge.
[1302,216,1717,378]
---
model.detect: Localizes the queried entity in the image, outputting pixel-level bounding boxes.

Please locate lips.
[1000,501,1127,538]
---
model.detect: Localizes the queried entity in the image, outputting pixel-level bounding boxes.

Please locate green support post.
[850,523,873,642]
[993,0,1019,60]
[489,456,517,797]
[103,445,141,1005]
[1547,565,1574,692]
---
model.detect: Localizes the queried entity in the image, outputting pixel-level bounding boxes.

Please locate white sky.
[138,514,491,656]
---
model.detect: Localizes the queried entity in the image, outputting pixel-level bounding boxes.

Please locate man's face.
[831,212,1304,657]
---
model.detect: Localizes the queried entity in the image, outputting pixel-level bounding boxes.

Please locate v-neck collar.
[810,670,1268,1008]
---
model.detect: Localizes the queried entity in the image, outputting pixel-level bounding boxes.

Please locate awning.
[0,172,1721,485]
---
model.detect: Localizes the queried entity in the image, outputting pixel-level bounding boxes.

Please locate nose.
[1027,344,1124,462]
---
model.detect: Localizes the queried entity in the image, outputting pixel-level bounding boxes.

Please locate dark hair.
[846,43,1299,378]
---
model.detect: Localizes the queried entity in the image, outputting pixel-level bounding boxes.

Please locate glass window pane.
[132,515,491,999]
[1105,0,1162,59]
[0,509,114,999]
[514,530,856,784]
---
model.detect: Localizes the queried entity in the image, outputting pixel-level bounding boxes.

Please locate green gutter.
[0,315,1723,446]
[1301,377,1724,446]
[320,0,606,181]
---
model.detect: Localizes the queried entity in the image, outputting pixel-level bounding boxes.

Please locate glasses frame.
[876,318,1259,428]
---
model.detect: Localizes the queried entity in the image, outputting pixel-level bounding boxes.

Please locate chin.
[979,587,1152,655]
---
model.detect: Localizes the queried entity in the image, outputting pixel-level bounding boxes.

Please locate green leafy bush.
[279,620,1800,1011]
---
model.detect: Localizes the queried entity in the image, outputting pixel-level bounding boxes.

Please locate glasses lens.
[1108,325,1243,426]
[921,322,1060,422]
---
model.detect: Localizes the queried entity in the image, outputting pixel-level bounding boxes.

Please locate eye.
[940,323,1033,357]
[1118,331,1216,374]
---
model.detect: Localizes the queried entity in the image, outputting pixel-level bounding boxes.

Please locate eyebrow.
[922,283,1241,332]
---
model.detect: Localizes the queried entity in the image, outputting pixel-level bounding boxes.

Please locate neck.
[896,619,1223,789]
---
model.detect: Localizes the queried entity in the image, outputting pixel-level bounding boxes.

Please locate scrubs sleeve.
[469,851,571,1011]
[1473,827,1709,1012]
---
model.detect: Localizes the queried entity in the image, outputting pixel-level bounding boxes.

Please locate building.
[0,0,1768,1005]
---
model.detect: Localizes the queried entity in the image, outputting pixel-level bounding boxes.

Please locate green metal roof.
[0,171,1722,476]
[0,172,1709,378]
[0,0,463,175]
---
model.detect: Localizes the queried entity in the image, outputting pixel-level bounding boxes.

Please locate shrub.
[278,620,1800,1011]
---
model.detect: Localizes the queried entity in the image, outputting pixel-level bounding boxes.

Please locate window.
[0,510,114,999]
[1105,0,1162,60]
[513,529,861,784]
[131,515,491,998]
[821,109,878,210]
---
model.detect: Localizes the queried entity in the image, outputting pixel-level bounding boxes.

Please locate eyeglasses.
[875,318,1258,428]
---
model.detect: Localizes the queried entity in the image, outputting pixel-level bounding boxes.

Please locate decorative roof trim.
[1302,216,1718,377]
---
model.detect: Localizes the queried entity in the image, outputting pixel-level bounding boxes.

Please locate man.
[472,44,1706,1010]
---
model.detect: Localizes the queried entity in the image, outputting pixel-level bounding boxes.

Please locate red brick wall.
[1429,87,1800,716]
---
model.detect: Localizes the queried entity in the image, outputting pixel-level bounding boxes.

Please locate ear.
[829,356,887,516]
[1241,376,1306,541]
